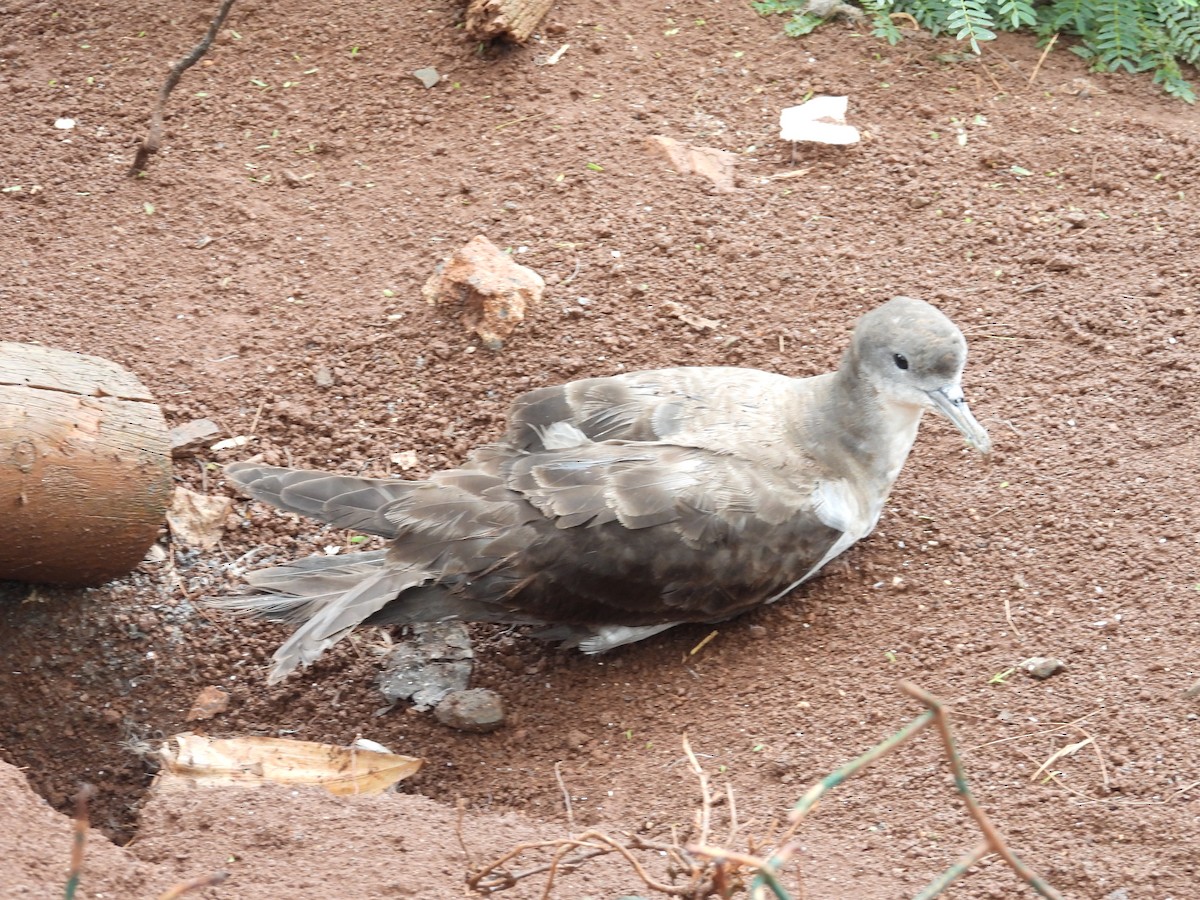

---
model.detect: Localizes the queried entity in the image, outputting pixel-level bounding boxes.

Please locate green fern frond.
[750,0,803,14]
[1154,0,1200,64]
[906,0,953,34]
[858,0,906,43]
[995,0,1038,31]
[945,0,997,52]
[1038,0,1096,36]
[751,0,1200,101]
[1090,0,1149,72]
[784,12,826,34]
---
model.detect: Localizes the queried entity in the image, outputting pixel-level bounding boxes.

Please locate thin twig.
[976,57,1006,95]
[249,399,265,438]
[64,784,96,900]
[470,831,697,897]
[552,762,576,837]
[130,0,237,174]
[964,709,1104,752]
[900,681,1064,900]
[560,255,582,287]
[912,841,991,899]
[1028,34,1059,86]
[470,685,1065,899]
[538,840,580,900]
[493,111,550,131]
[784,708,936,830]
[966,711,1110,793]
[1003,594,1022,638]
[682,734,712,847]
[499,845,610,887]
[455,798,476,867]
[157,872,230,900]
[724,782,740,847]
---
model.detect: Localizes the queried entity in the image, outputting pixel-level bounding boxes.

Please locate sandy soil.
[1,0,1198,898]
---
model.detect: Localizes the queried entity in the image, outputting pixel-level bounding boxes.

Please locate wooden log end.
[0,343,172,587]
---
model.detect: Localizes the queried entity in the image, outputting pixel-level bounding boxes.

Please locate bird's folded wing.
[502,442,820,545]
[502,367,824,465]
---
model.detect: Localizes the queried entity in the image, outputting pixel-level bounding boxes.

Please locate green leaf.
[754,0,1200,102]
[784,13,824,36]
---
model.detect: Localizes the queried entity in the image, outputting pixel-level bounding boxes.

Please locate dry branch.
[130,0,236,174]
[470,683,1065,899]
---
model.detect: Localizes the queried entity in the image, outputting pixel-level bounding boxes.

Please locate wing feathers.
[226,462,415,538]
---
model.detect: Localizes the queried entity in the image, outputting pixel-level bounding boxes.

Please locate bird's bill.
[928,386,992,454]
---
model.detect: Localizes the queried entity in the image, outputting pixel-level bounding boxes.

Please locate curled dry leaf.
[157,732,422,796]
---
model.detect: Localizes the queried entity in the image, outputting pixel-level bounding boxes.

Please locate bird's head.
[850,296,992,454]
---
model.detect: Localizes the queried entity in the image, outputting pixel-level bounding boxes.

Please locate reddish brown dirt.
[2,1,1198,898]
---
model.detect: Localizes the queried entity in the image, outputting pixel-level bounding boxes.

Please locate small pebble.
[1020,656,1065,680]
[312,365,335,388]
[435,688,505,733]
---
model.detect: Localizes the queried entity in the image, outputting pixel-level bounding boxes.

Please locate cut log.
[0,343,172,586]
[464,0,555,43]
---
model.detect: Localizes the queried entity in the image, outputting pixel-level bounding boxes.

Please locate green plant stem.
[912,840,991,899]
[788,708,937,824]
[900,682,1064,900]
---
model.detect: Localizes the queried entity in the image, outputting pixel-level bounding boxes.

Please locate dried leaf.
[166,486,232,550]
[779,96,861,145]
[1031,736,1093,782]
[157,732,422,795]
[647,135,737,193]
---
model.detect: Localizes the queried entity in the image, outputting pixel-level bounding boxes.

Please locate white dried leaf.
[779,96,860,145]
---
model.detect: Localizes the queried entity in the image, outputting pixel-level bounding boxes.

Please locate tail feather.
[266,566,430,684]
[225,462,415,538]
[207,549,431,684]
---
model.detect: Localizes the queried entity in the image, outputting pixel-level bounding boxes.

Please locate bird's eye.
[893,354,909,370]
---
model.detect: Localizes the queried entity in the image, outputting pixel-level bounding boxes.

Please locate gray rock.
[377,622,473,710]
[1020,656,1065,680]
[412,67,440,88]
[169,419,223,457]
[435,688,505,733]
